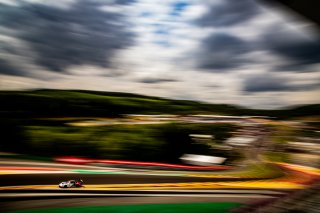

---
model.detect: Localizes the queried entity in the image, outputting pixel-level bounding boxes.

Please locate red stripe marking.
[55,156,231,170]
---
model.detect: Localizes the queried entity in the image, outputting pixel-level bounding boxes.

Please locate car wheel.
[64,185,68,188]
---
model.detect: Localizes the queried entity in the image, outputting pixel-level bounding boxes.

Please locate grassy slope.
[0,89,319,118]
[6,202,243,213]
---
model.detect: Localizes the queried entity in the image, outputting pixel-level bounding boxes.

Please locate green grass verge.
[7,202,242,213]
[220,163,284,179]
[264,151,290,163]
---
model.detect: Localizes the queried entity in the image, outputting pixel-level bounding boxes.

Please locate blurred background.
[0,0,319,213]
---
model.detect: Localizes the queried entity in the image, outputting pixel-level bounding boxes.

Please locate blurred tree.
[0,119,27,153]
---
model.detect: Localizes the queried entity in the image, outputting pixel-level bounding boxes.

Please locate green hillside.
[0,89,318,161]
[0,89,319,118]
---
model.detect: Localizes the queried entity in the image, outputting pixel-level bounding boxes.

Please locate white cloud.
[0,0,319,109]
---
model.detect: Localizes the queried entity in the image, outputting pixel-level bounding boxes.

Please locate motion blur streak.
[0,0,320,213]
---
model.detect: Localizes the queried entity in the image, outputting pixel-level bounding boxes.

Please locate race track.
[0,173,232,186]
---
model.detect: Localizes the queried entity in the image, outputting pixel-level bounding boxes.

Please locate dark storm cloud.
[196,0,260,27]
[198,33,252,71]
[194,0,320,73]
[244,75,292,92]
[139,77,178,84]
[262,28,320,72]
[114,0,136,4]
[0,59,24,76]
[196,28,320,72]
[243,74,319,93]
[0,0,135,74]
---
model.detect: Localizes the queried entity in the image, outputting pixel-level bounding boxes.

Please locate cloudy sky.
[0,0,319,108]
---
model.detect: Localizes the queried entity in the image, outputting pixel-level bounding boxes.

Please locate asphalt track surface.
[0,173,277,211]
[0,173,256,187]
[0,195,272,211]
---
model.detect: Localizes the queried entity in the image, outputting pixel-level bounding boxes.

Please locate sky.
[0,0,319,109]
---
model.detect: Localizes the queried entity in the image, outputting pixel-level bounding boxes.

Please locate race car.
[59,179,84,188]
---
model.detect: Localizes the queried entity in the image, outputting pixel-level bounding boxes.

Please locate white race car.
[59,179,83,188]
